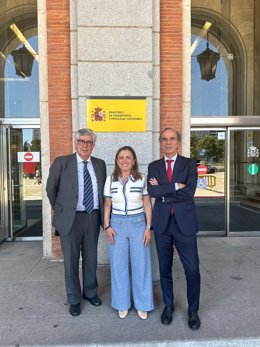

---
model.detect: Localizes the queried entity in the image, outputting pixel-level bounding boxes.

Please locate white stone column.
[38,0,52,257]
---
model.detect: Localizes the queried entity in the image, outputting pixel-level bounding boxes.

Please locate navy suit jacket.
[147,155,198,235]
[46,153,106,236]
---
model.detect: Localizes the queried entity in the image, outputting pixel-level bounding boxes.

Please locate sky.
[4,35,39,118]
[191,35,228,117]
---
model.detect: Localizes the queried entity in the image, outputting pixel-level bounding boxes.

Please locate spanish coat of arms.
[91,107,106,122]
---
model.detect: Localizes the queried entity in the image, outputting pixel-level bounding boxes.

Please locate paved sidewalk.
[0,237,260,347]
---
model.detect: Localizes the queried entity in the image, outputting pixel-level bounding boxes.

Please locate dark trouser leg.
[154,220,174,306]
[81,210,100,298]
[172,216,200,313]
[60,215,83,305]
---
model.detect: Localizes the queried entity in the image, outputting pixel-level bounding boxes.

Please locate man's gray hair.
[74,128,97,143]
[159,128,182,142]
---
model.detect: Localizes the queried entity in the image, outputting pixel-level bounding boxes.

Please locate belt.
[157,197,175,203]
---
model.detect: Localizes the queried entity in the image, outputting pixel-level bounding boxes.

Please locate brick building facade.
[1,0,260,258]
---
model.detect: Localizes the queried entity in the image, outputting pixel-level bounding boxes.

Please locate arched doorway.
[0,0,41,242]
[191,9,247,117]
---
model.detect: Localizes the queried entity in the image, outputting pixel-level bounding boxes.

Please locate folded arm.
[147,164,177,198]
[175,160,197,199]
[147,160,197,201]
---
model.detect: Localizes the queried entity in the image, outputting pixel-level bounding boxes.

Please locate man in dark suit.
[46,128,106,316]
[147,128,201,330]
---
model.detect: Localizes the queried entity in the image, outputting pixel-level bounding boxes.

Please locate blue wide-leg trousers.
[109,213,154,312]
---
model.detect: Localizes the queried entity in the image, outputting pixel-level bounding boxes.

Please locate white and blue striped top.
[103,174,148,216]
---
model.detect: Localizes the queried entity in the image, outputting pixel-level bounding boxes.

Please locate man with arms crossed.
[147,128,201,330]
[46,128,106,316]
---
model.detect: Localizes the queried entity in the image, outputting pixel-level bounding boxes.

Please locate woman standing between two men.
[103,146,154,319]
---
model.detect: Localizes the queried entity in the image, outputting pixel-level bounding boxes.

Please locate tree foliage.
[191,135,224,162]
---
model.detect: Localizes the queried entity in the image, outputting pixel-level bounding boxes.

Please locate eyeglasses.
[76,139,94,146]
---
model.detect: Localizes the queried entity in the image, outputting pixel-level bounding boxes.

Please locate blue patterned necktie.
[83,161,94,213]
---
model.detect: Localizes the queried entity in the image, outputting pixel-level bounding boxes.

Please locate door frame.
[0,119,42,241]
[0,124,8,242]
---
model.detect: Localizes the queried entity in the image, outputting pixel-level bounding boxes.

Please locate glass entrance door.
[0,125,8,242]
[0,124,42,240]
[191,129,226,234]
[228,129,260,233]
[191,127,260,235]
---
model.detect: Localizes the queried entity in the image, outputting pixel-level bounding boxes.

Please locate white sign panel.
[17,152,40,162]
[217,132,225,140]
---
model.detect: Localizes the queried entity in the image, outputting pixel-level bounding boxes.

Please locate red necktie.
[166,159,173,182]
[166,159,174,214]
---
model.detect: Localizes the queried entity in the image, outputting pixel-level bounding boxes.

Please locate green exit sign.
[248,164,259,175]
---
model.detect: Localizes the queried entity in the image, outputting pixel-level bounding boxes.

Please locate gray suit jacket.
[46,153,107,236]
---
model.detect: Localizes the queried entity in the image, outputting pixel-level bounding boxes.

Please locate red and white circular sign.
[197,164,207,175]
[24,152,33,162]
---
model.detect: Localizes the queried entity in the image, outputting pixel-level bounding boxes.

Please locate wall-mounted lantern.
[197,42,220,81]
[11,45,34,78]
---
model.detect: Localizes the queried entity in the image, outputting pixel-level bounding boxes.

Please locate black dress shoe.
[188,311,201,330]
[69,303,81,316]
[161,304,175,325]
[82,295,102,306]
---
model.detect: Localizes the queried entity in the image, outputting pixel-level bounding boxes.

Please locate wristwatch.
[146,225,153,230]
